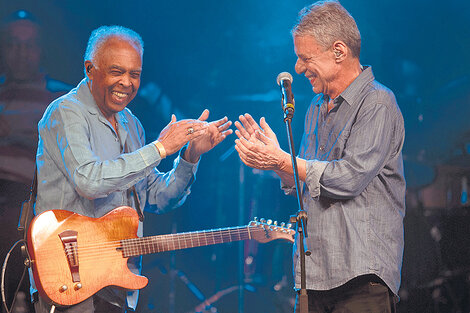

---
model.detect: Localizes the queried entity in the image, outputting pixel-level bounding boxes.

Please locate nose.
[119,74,132,87]
[295,58,305,75]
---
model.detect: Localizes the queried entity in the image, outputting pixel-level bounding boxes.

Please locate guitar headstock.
[248,218,295,243]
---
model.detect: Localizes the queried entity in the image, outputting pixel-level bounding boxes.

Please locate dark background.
[1,0,470,312]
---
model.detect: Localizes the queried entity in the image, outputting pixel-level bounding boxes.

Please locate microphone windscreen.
[276,72,293,86]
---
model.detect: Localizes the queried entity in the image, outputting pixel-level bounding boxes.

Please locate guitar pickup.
[58,230,81,283]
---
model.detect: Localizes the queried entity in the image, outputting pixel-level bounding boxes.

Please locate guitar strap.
[17,167,37,241]
[128,186,144,222]
[124,140,144,222]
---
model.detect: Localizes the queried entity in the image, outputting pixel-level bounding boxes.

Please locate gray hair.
[291,0,361,59]
[84,25,144,74]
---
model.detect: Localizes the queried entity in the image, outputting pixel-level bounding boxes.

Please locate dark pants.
[33,294,126,313]
[294,275,397,313]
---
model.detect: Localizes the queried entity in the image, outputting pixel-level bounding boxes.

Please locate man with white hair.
[31,25,232,313]
[235,1,405,312]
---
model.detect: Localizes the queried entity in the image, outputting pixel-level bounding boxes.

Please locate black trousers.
[294,275,397,313]
[33,294,126,313]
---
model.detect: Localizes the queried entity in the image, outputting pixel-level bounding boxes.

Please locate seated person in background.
[0,10,69,312]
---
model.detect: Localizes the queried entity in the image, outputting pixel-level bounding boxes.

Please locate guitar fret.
[134,238,139,255]
[217,229,223,243]
[213,230,219,244]
[154,236,160,253]
[163,235,168,252]
[140,238,144,254]
[210,231,215,245]
[186,233,191,249]
[144,236,151,255]
[143,237,148,255]
[178,234,183,250]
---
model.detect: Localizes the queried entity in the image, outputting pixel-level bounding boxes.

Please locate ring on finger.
[187,127,194,135]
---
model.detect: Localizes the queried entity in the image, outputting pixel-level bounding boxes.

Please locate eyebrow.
[297,53,312,60]
[109,65,142,73]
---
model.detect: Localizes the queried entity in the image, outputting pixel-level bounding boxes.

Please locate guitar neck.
[121,226,253,258]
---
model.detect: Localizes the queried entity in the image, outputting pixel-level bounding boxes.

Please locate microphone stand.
[282,98,310,313]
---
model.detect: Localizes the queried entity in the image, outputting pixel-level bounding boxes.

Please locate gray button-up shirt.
[33,78,198,309]
[284,66,406,295]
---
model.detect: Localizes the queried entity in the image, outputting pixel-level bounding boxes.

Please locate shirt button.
[319,145,324,151]
[115,137,119,142]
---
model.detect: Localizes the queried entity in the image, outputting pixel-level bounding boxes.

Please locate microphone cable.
[1,239,30,313]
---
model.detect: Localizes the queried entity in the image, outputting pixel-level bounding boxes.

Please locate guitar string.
[53,226,286,252]
[76,228,259,253]
[36,228,264,256]
[73,226,254,250]
[56,229,265,261]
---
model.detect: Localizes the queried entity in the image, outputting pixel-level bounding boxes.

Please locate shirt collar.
[76,78,128,125]
[338,65,375,106]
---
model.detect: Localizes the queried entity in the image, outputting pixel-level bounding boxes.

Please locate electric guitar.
[27,206,295,306]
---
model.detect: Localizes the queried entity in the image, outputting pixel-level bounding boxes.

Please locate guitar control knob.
[59,285,68,293]
[267,219,272,225]
[74,283,82,290]
[280,222,285,227]
[273,221,278,226]
[260,218,266,223]
[287,223,292,229]
[254,217,258,222]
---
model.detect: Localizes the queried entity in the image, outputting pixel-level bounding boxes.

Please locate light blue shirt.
[33,78,199,309]
[284,67,406,295]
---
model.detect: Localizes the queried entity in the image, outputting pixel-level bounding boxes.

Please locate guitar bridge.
[58,230,81,283]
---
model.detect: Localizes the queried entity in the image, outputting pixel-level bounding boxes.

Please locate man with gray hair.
[30,25,232,313]
[234,1,405,312]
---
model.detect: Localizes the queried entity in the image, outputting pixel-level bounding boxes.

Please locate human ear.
[332,41,347,61]
[84,60,94,79]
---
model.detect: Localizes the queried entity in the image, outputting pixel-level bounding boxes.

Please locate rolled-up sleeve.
[281,160,328,198]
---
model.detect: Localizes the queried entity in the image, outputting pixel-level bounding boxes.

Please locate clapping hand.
[184,109,233,163]
[157,114,208,157]
[234,113,289,171]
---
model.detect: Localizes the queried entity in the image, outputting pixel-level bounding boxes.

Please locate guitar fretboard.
[120,226,255,258]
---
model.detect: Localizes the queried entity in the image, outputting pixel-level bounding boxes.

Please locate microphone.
[276,72,295,118]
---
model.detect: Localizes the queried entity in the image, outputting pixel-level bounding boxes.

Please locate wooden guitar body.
[27,206,147,306]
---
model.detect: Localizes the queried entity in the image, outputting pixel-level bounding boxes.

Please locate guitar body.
[27,206,148,306]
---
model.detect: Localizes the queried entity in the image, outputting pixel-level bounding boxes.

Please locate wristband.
[154,140,166,159]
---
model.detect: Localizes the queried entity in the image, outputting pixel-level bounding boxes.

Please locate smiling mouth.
[112,91,129,99]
